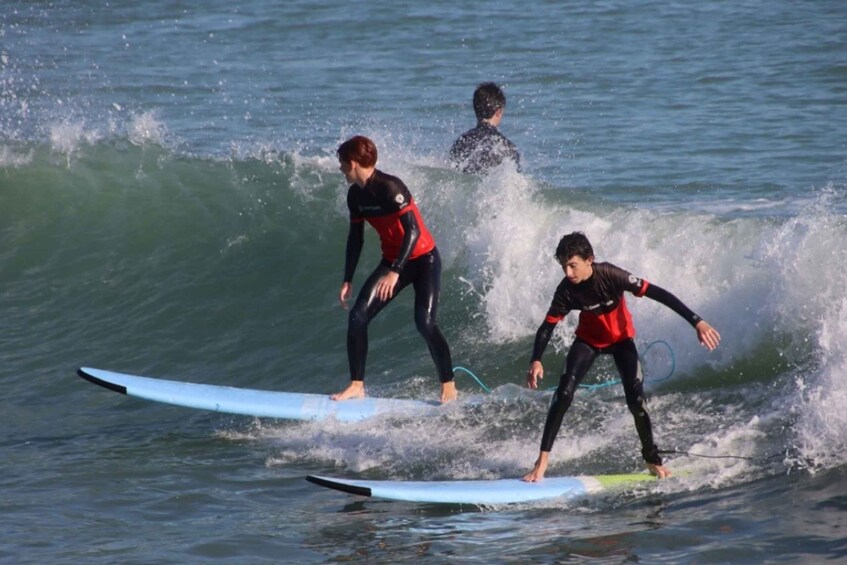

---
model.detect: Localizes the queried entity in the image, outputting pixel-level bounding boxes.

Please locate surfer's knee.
[552,377,576,408]
[626,394,647,415]
[348,306,369,333]
[553,387,571,404]
[414,311,438,338]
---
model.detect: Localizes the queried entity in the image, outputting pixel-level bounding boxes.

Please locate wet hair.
[555,232,594,262]
[473,82,506,121]
[337,135,378,168]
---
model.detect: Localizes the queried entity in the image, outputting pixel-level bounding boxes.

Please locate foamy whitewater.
[3,1,846,563]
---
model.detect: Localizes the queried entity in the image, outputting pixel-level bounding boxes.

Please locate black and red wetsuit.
[344,169,453,384]
[531,262,703,465]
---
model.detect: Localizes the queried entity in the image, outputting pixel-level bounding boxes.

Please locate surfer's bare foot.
[647,462,672,479]
[440,381,458,404]
[330,381,365,401]
[522,452,549,482]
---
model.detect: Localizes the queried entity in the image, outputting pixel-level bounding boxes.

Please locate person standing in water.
[449,82,521,174]
[333,135,457,404]
[523,232,721,482]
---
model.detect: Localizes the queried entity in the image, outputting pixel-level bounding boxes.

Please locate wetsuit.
[344,169,454,383]
[531,262,703,465]
[449,122,520,174]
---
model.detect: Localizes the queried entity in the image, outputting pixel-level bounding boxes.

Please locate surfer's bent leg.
[410,248,454,383]
[539,339,597,451]
[347,263,396,381]
[612,339,663,465]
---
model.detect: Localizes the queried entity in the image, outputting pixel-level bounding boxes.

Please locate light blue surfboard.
[77,367,437,422]
[306,473,655,505]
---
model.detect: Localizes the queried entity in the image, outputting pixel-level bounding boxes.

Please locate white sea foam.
[430,171,847,472]
[0,145,33,167]
[49,120,101,163]
[749,193,847,470]
[128,110,168,146]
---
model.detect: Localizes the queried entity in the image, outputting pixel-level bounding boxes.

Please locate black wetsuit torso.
[449,122,520,174]
[533,263,702,355]
[344,169,435,278]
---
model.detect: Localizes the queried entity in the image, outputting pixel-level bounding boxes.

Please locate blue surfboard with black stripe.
[77,367,437,422]
[306,473,656,505]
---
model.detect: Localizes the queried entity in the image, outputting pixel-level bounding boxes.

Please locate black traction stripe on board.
[306,475,372,497]
[77,368,128,395]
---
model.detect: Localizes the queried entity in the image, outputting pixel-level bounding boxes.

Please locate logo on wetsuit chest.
[584,299,616,313]
[358,194,408,214]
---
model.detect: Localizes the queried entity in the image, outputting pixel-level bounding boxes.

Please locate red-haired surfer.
[333,136,457,404]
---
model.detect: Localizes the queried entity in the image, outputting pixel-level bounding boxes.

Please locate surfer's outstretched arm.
[643,284,721,350]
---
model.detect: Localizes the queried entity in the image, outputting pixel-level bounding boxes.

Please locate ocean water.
[2,1,847,563]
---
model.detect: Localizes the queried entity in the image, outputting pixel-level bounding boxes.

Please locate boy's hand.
[695,321,721,351]
[526,361,544,389]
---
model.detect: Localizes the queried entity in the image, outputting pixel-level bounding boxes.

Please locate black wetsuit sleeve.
[389,211,420,273]
[644,284,703,327]
[530,320,558,362]
[343,221,364,283]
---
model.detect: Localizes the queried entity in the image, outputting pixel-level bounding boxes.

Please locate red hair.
[337,135,378,168]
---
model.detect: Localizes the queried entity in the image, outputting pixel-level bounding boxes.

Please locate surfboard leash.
[453,339,675,393]
[658,449,787,463]
[452,365,493,392]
